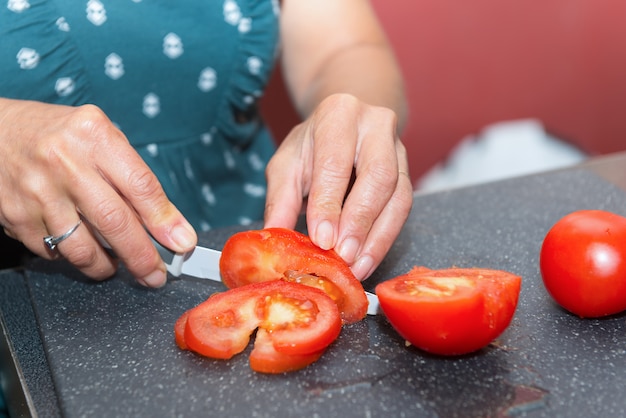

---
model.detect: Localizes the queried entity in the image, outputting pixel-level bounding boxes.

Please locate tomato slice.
[376,267,521,356]
[249,329,325,374]
[178,280,342,371]
[219,228,368,323]
[184,293,258,359]
[174,309,190,350]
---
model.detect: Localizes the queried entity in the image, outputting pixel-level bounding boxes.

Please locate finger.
[334,106,399,264]
[264,125,309,230]
[91,124,197,254]
[2,171,118,275]
[350,142,413,281]
[42,208,118,279]
[34,176,118,277]
[70,173,168,287]
[305,96,359,250]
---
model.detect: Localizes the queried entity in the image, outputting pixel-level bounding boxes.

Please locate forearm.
[280,0,408,132]
[286,42,407,132]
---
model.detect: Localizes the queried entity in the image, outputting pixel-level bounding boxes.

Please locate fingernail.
[140,269,167,288]
[171,223,196,250]
[351,255,375,281]
[338,237,360,264]
[315,220,335,250]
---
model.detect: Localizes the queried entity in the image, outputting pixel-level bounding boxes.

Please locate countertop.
[2,152,626,417]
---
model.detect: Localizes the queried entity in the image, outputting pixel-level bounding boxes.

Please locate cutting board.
[4,166,626,417]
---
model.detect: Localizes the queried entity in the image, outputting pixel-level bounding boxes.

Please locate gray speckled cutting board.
[6,166,626,417]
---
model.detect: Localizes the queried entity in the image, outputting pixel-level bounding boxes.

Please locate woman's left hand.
[264,93,413,281]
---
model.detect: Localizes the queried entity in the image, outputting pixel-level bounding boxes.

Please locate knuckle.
[363,160,399,191]
[93,199,133,237]
[322,93,359,110]
[126,168,176,221]
[395,183,414,213]
[64,241,100,270]
[70,104,111,136]
[265,152,286,176]
[127,167,162,201]
[123,245,159,277]
[373,105,398,124]
[349,211,373,233]
[313,196,343,217]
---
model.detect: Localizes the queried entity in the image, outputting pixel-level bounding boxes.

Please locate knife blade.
[151,238,381,316]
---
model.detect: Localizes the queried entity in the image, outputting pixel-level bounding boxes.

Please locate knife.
[150,237,382,316]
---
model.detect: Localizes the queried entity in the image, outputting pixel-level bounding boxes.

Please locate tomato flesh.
[376,267,521,356]
[540,210,626,317]
[219,228,368,323]
[176,280,342,372]
[249,329,325,374]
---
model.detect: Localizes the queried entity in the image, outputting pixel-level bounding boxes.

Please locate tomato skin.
[540,210,626,318]
[376,267,521,356]
[220,228,368,324]
[249,329,324,374]
[174,310,190,350]
[176,280,342,372]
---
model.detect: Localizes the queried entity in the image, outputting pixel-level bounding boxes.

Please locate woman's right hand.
[0,98,197,287]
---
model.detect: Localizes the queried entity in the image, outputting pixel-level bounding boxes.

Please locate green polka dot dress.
[1,0,280,231]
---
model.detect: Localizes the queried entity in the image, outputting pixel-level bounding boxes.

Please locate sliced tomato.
[219,228,368,323]
[184,292,258,359]
[376,267,521,356]
[174,309,190,350]
[178,279,342,372]
[249,329,325,374]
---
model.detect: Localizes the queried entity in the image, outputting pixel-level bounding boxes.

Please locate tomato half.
[176,280,342,373]
[219,228,368,323]
[540,210,626,318]
[376,267,521,356]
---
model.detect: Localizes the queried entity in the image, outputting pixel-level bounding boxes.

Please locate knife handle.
[148,236,186,277]
[93,227,185,278]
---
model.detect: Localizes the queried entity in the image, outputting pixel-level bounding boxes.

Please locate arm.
[264,0,412,281]
[279,0,407,128]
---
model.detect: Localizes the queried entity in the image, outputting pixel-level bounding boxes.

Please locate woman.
[0,0,411,288]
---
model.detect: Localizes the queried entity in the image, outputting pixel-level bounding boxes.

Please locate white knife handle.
[366,291,381,316]
[93,227,185,278]
[148,236,185,278]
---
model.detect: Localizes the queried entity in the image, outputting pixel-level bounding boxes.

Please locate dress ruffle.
[214,0,280,148]
[135,0,281,230]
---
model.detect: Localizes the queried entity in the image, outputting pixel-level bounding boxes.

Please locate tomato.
[376,267,521,356]
[175,279,342,373]
[249,329,325,374]
[174,310,189,350]
[540,209,626,318]
[220,228,368,323]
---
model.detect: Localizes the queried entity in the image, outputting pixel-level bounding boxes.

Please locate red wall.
[261,0,626,184]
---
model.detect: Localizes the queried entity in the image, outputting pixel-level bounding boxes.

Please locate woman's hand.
[265,0,412,280]
[0,98,196,287]
[264,94,413,281]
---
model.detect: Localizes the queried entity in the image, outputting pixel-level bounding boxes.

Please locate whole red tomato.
[540,210,626,318]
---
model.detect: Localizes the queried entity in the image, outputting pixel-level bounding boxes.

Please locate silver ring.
[44,219,82,251]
